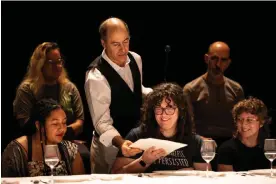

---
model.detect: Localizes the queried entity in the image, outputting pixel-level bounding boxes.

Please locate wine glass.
[44,144,60,183]
[201,140,216,177]
[264,139,276,177]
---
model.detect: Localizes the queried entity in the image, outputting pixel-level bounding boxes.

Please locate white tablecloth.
[2,172,276,184]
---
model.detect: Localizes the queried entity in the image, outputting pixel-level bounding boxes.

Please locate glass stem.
[206,162,209,177]
[270,161,273,177]
[51,167,54,184]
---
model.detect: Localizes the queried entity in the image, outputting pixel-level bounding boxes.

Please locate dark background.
[2,1,276,151]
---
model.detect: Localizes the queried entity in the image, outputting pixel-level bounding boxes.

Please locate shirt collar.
[101,50,130,71]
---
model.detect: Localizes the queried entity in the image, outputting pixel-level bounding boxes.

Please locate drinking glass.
[201,140,216,177]
[44,145,60,183]
[264,139,276,177]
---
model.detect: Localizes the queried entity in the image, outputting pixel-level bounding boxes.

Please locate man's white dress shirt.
[85,50,152,147]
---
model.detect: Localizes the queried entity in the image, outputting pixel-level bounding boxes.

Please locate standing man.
[183,41,244,147]
[85,17,152,173]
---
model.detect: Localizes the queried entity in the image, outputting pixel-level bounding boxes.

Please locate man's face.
[101,28,130,66]
[206,53,230,77]
[205,43,231,78]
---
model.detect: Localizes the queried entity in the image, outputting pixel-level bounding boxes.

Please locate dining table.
[1,170,276,184]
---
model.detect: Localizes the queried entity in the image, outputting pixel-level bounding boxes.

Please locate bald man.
[85,17,152,173]
[183,41,244,150]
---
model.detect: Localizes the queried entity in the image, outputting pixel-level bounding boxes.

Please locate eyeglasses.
[237,117,258,126]
[209,55,229,63]
[47,58,65,66]
[154,106,176,115]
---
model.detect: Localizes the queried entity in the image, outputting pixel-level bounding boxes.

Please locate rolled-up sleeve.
[84,69,120,147]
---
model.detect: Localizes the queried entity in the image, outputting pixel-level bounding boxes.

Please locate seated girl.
[111,83,208,173]
[2,98,85,177]
[217,97,275,171]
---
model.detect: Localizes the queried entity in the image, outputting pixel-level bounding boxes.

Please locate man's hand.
[121,140,142,157]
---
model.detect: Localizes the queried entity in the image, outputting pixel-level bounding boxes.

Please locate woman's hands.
[141,146,167,165]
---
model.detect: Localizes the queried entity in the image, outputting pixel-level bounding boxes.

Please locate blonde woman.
[13,42,90,173]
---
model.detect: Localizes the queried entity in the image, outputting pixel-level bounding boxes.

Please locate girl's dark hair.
[140,83,189,142]
[31,98,62,126]
[23,98,62,135]
[27,98,64,175]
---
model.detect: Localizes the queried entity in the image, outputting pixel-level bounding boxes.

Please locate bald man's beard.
[209,66,223,78]
[212,67,222,75]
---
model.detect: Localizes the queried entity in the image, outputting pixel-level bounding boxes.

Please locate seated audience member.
[1,99,85,177]
[111,83,208,173]
[217,97,275,171]
[13,42,90,173]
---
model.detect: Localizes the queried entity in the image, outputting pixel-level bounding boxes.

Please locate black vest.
[87,53,142,137]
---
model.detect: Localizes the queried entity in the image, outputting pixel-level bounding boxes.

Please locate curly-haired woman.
[111,83,208,173]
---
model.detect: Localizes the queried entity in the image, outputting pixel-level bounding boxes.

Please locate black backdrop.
[2,1,276,151]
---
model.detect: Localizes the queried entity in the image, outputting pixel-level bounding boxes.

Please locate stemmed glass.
[201,140,216,178]
[44,145,60,183]
[264,139,276,177]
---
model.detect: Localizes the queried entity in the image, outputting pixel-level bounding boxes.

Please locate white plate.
[248,169,276,175]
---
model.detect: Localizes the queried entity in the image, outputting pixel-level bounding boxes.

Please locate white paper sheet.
[129,138,187,154]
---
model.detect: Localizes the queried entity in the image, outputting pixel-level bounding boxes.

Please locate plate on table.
[248,169,276,176]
